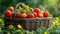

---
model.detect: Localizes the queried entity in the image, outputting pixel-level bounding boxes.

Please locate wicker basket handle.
[14,2,25,17]
[15,2,24,13]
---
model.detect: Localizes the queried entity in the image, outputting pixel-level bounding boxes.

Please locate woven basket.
[4,2,52,31]
[14,18,52,31]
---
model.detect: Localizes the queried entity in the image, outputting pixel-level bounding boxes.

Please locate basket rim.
[14,17,52,20]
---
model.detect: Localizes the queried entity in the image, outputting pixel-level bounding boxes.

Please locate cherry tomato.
[33,12,37,17]
[8,7,14,12]
[21,10,26,13]
[37,13,43,18]
[34,8,40,14]
[20,13,27,18]
[43,11,49,17]
[16,14,21,18]
[27,14,34,18]
[5,10,12,17]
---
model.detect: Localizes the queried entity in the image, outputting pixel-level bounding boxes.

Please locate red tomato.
[5,10,12,17]
[21,10,26,13]
[33,12,37,17]
[43,11,49,17]
[16,14,21,18]
[27,14,34,18]
[20,13,27,18]
[37,13,43,18]
[34,8,40,14]
[8,7,14,12]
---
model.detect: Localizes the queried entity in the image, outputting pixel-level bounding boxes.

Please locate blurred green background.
[0,0,60,17]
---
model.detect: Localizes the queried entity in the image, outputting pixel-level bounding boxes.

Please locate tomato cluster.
[4,4,49,18]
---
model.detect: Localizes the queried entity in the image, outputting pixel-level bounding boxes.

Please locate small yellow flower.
[44,31,48,34]
[55,17,59,21]
[17,24,22,29]
[52,22,55,25]
[55,20,58,24]
[8,25,14,29]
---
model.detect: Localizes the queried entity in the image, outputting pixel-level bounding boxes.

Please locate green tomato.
[19,7,23,11]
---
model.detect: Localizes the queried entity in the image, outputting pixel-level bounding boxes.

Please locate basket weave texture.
[4,17,52,31]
